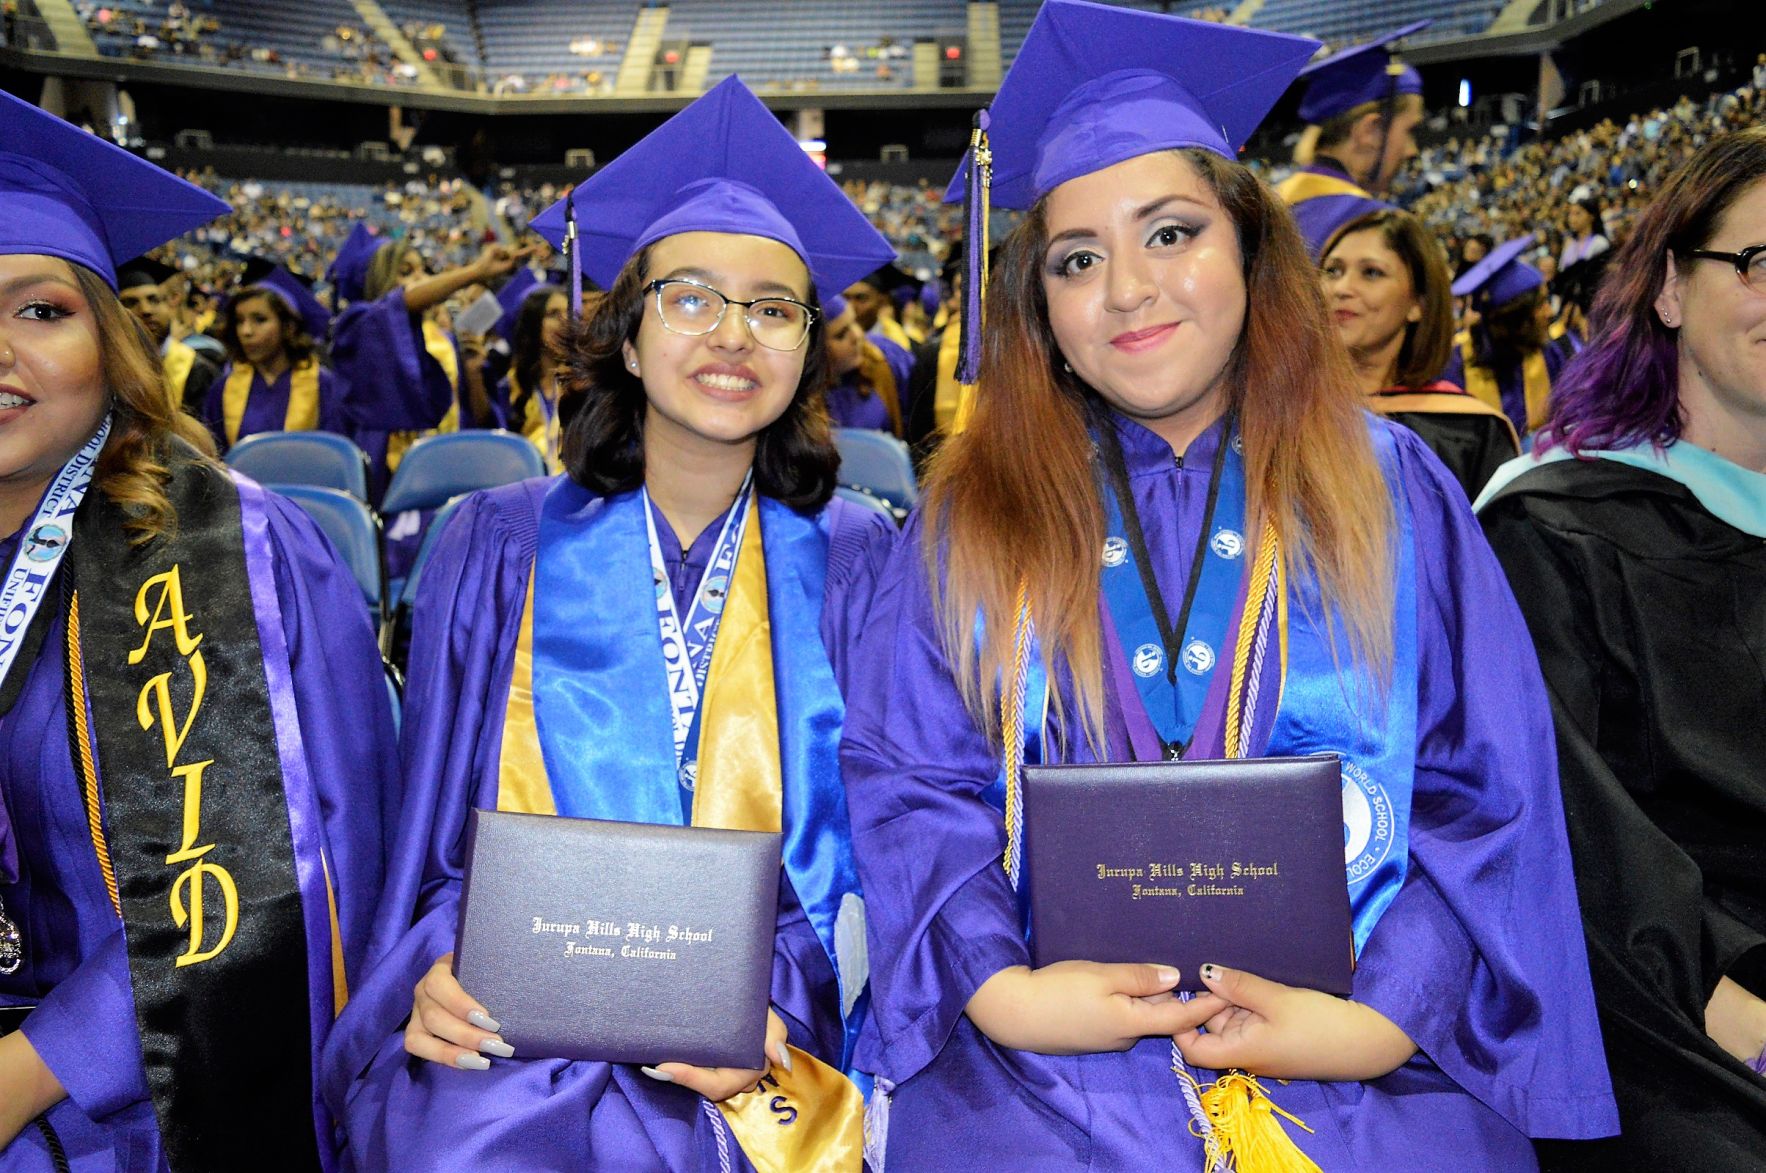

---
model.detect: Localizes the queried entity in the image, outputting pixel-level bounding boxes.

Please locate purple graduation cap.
[1451,236,1545,308]
[942,0,1318,384]
[529,75,895,302]
[241,256,334,341]
[823,292,849,321]
[0,88,229,289]
[1296,192,1398,260]
[1295,21,1430,125]
[326,222,382,306]
[494,268,541,340]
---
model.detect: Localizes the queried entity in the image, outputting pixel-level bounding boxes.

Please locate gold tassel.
[1181,1071,1322,1173]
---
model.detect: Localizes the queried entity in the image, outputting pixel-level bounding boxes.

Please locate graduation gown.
[1441,336,1576,441]
[201,361,345,453]
[329,289,461,503]
[841,414,1618,1170]
[1478,453,1766,1170]
[826,338,910,436]
[0,471,396,1172]
[321,479,892,1172]
[1370,382,1520,501]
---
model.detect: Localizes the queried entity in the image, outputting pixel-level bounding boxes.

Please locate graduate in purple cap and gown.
[322,75,897,1172]
[1275,21,1429,259]
[821,294,906,435]
[1443,237,1579,442]
[325,227,531,503]
[493,283,570,472]
[840,5,1617,1169]
[202,261,345,452]
[0,90,395,1171]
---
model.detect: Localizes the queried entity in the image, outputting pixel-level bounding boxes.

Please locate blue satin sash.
[532,480,866,1063]
[986,421,1419,954]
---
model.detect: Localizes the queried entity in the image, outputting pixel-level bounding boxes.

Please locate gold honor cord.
[500,512,862,1171]
[1223,523,1283,761]
[1455,333,1552,433]
[221,361,323,447]
[65,590,123,920]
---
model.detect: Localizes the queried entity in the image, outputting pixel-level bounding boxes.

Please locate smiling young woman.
[1320,208,1519,499]
[839,4,1618,1168]
[321,78,897,1173]
[0,89,394,1171]
[201,272,345,452]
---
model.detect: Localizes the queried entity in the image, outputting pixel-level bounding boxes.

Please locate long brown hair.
[923,148,1393,748]
[75,266,220,544]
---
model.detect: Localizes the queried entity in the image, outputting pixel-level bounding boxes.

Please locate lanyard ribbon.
[1096,418,1247,759]
[0,417,109,692]
[643,473,756,799]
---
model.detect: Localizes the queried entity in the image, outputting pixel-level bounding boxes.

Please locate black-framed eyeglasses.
[1682,244,1766,292]
[642,278,818,351]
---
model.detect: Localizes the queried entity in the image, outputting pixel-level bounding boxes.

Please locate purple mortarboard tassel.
[566,189,582,321]
[957,109,991,389]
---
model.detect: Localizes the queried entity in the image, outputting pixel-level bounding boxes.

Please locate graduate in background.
[1320,205,1519,498]
[1275,22,1428,258]
[841,5,1616,1168]
[822,293,905,435]
[1443,237,1579,442]
[202,260,345,452]
[325,226,529,501]
[0,89,394,1170]
[496,283,569,472]
[322,76,896,1172]
[1477,126,1766,1170]
[114,256,221,415]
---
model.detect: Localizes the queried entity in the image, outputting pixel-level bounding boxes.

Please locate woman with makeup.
[1320,206,1519,499]
[0,90,394,1170]
[202,267,345,452]
[1478,126,1766,1169]
[1443,238,1579,443]
[840,5,1616,1168]
[322,78,894,1172]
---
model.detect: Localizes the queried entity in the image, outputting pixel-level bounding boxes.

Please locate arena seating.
[473,0,630,91]
[667,0,961,91]
[1251,0,1504,48]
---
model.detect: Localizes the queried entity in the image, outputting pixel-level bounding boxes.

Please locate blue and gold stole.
[499,478,865,1173]
[994,421,1420,956]
[221,359,323,447]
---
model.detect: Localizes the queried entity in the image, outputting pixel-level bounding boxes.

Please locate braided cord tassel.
[999,578,1033,890]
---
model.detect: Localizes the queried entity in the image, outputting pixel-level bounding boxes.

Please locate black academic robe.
[1371,384,1519,501]
[1479,459,1766,1171]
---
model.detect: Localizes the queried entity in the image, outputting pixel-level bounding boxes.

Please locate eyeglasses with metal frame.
[642,278,818,351]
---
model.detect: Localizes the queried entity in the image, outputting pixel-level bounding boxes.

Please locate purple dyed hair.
[1541,126,1766,455]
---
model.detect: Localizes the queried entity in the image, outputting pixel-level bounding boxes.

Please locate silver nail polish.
[640,1066,675,1083]
[455,1052,491,1071]
[479,1038,515,1059]
[467,1010,501,1033]
[774,1044,793,1074]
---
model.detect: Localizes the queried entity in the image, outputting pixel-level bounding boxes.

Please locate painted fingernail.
[455,1052,491,1071]
[479,1038,515,1059]
[640,1066,675,1083]
[1201,964,1220,982]
[1156,967,1181,986]
[467,1010,501,1033]
[772,1042,794,1074]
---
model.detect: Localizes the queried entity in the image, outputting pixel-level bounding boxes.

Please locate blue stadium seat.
[835,428,919,510]
[226,431,371,501]
[269,484,385,615]
[834,485,899,522]
[383,492,470,669]
[379,430,546,515]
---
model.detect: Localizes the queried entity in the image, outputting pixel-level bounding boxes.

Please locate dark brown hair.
[557,245,839,509]
[924,148,1393,746]
[1322,209,1454,388]
[217,285,316,368]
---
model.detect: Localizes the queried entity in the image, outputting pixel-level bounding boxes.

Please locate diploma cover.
[1023,753,1353,994]
[454,808,781,1069]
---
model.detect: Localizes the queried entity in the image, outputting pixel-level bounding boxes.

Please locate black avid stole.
[64,459,318,1170]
